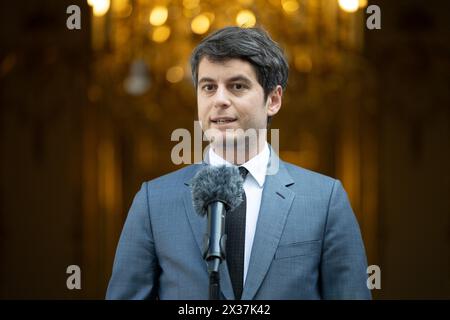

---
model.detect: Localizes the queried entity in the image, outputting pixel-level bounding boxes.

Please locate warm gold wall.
[0,0,448,299]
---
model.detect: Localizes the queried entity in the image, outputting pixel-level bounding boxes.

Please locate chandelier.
[86,0,368,96]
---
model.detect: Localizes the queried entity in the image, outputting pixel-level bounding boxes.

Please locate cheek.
[242,96,267,121]
[197,103,211,128]
[197,98,207,116]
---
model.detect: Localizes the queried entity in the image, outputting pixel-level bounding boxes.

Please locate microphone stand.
[203,201,227,300]
[208,259,221,300]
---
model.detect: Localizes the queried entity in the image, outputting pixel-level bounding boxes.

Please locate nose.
[213,86,231,109]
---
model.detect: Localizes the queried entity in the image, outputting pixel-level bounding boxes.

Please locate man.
[106,26,371,300]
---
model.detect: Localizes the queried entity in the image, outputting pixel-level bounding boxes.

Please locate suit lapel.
[182,163,235,300]
[241,157,295,300]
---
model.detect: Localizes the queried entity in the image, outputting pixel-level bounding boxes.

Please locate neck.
[212,136,266,165]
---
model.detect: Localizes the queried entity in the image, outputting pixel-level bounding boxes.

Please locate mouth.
[210,117,238,125]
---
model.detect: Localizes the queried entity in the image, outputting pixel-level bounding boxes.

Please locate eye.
[232,83,247,91]
[201,84,216,92]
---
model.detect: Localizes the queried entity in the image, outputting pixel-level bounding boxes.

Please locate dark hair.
[190,26,289,101]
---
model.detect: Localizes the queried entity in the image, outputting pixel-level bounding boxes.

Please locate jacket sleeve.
[106,182,159,299]
[320,179,372,299]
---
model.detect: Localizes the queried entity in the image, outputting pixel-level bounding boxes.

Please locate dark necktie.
[226,166,248,300]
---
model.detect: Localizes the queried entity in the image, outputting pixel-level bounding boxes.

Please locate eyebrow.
[228,76,252,85]
[198,77,215,85]
[198,75,253,85]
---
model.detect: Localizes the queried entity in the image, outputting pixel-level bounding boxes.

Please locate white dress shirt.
[207,142,270,284]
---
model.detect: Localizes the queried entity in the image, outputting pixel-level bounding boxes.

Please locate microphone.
[191,165,244,273]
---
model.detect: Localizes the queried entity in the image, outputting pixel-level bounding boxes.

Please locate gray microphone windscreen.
[191,165,244,216]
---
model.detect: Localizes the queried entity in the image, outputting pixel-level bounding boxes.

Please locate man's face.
[196,57,281,149]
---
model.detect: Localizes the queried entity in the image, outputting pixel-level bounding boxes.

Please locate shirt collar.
[207,142,270,188]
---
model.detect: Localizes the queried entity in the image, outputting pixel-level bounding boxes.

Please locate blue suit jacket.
[106,152,371,300]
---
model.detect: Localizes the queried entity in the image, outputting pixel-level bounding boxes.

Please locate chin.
[225,135,249,150]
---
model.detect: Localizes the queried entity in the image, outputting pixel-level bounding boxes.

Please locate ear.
[266,85,283,117]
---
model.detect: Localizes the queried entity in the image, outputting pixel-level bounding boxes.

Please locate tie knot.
[238,166,248,180]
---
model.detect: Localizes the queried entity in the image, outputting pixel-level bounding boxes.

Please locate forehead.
[197,57,258,82]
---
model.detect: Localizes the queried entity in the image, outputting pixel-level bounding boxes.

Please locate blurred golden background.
[0,0,448,299]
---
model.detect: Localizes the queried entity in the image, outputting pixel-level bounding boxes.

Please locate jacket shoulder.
[144,164,200,189]
[281,161,338,194]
